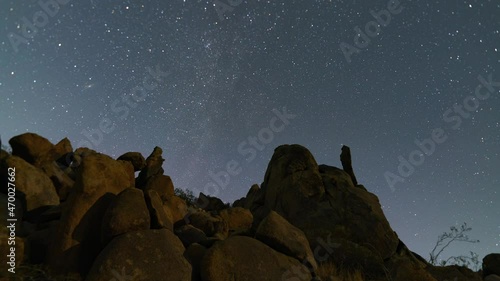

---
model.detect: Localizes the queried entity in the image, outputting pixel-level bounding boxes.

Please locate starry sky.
[1,0,499,265]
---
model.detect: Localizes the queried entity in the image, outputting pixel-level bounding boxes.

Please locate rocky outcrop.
[176,224,208,247]
[2,132,492,281]
[52,137,73,164]
[484,254,500,277]
[117,151,146,171]
[185,243,207,281]
[145,189,173,230]
[1,155,59,212]
[9,133,54,165]
[200,236,312,281]
[164,194,189,223]
[197,192,227,211]
[136,146,164,187]
[251,144,400,278]
[100,188,150,244]
[218,207,253,234]
[187,211,228,238]
[340,145,358,186]
[386,240,438,281]
[86,229,191,281]
[46,152,135,278]
[143,174,175,202]
[256,211,317,272]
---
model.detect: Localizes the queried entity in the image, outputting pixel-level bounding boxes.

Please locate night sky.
[1,0,499,265]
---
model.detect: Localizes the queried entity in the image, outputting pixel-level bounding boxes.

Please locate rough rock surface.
[117,151,146,171]
[52,137,73,164]
[4,133,495,281]
[175,224,208,247]
[143,174,175,202]
[256,210,317,271]
[86,229,191,281]
[200,236,312,281]
[1,155,59,212]
[385,240,438,281]
[197,192,226,211]
[136,146,164,187]
[340,145,358,186]
[256,144,399,277]
[484,254,500,277]
[187,211,228,238]
[9,133,54,165]
[46,152,135,277]
[185,243,207,281]
[101,188,150,244]
[164,195,189,223]
[218,207,253,233]
[145,189,173,230]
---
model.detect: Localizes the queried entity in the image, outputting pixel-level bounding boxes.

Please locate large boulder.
[1,155,59,213]
[143,175,175,202]
[46,152,135,278]
[164,195,188,223]
[86,229,191,281]
[184,243,207,281]
[255,145,399,277]
[9,133,54,165]
[385,240,438,281]
[484,254,500,277]
[243,184,263,210]
[175,224,208,247]
[256,210,317,271]
[197,192,226,211]
[117,152,146,171]
[261,145,324,219]
[187,211,228,238]
[340,145,358,186]
[136,146,164,187]
[38,160,74,201]
[101,188,150,244]
[52,137,73,164]
[144,189,173,230]
[200,236,312,281]
[218,207,253,233]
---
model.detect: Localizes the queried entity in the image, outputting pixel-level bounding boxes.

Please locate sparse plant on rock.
[174,187,197,206]
[429,222,480,270]
[316,261,365,281]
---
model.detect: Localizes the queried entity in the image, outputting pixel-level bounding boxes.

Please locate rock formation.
[340,145,358,186]
[0,132,494,281]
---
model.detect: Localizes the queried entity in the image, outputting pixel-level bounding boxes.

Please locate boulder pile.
[0,133,495,281]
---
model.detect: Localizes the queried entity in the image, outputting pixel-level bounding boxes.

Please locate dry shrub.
[316,261,365,281]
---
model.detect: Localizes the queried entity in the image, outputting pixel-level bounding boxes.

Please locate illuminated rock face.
[2,133,488,281]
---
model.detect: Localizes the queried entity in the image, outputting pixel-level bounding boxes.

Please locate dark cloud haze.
[1,0,499,264]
